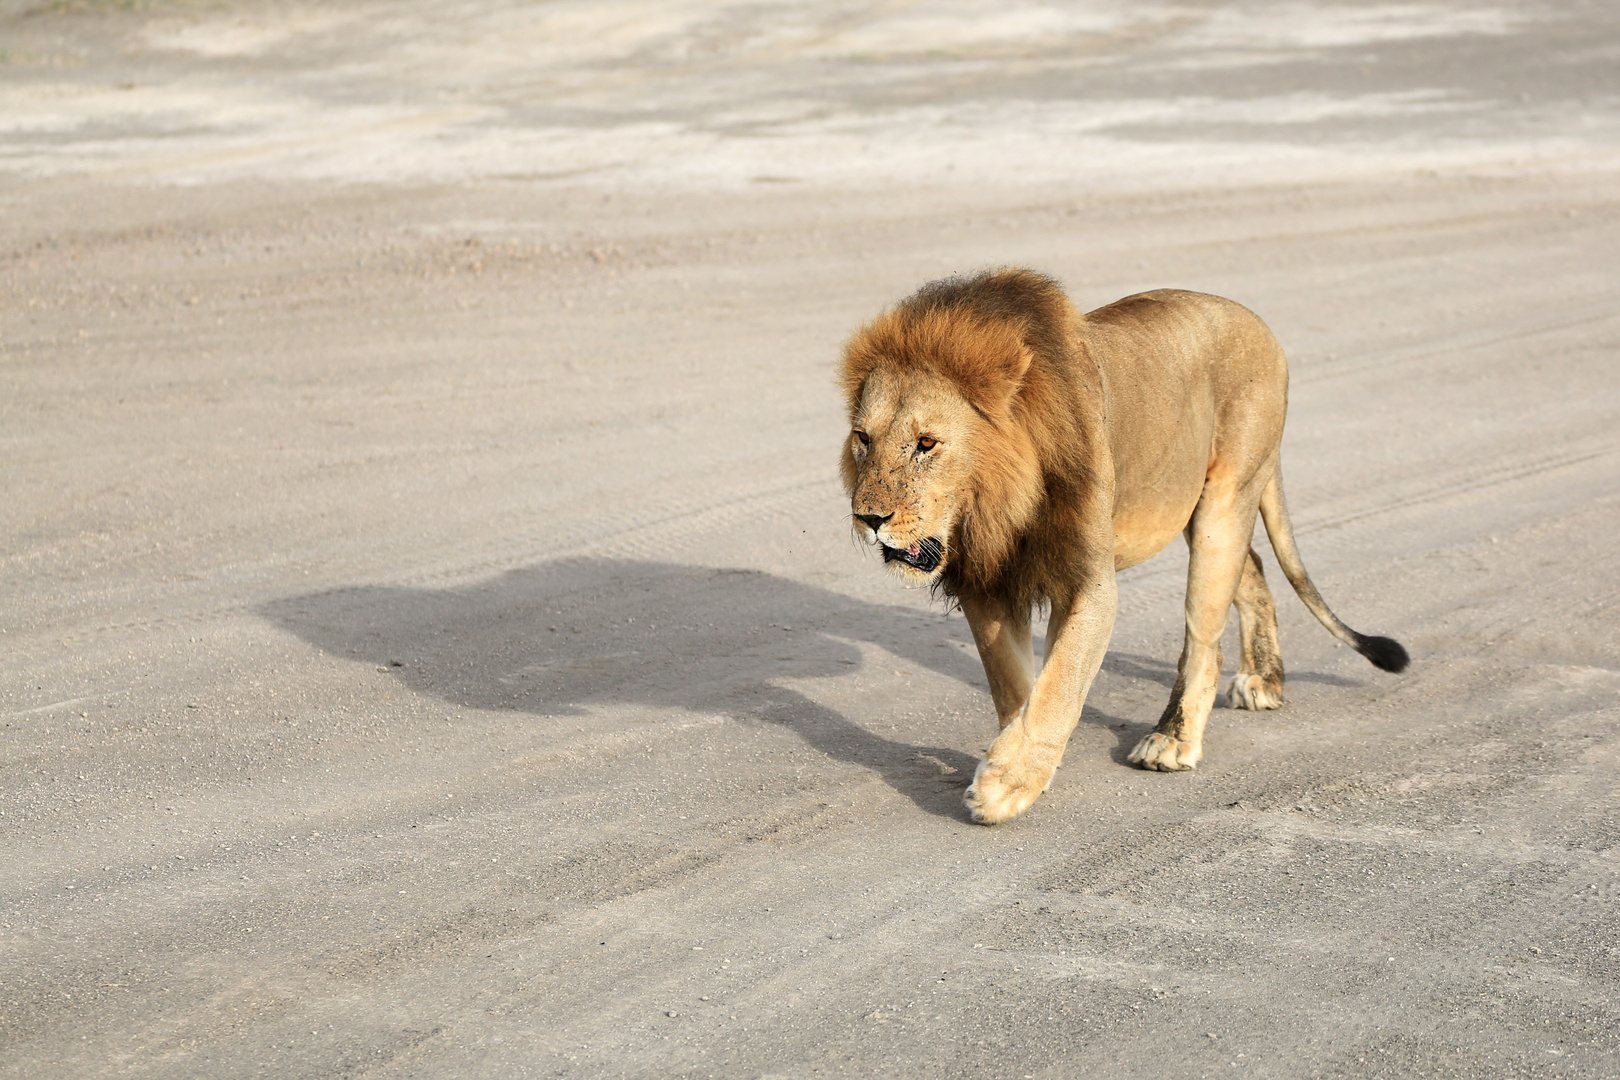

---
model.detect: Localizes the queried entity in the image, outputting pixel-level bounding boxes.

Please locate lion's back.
[1083,288,1288,410]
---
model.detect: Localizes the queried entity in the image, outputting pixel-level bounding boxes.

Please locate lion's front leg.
[965,579,1117,824]
[958,594,1035,731]
[963,706,1051,823]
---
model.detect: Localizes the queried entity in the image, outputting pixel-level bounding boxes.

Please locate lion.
[838,268,1408,825]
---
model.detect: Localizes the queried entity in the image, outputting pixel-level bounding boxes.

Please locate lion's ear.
[940,313,1032,416]
[839,317,891,416]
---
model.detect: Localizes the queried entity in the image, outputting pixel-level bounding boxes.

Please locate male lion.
[839,268,1408,825]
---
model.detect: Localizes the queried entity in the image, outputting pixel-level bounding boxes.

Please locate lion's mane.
[839,268,1109,609]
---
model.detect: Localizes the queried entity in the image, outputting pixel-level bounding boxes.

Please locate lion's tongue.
[906,543,921,557]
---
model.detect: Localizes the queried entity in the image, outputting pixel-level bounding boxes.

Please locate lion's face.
[844,366,981,582]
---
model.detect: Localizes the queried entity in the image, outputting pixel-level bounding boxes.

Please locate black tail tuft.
[1354,633,1410,674]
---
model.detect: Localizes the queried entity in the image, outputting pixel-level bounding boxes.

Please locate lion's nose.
[855,512,892,533]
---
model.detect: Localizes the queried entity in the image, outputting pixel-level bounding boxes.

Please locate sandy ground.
[3,2,1620,1077]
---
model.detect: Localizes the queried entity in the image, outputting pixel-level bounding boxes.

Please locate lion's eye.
[853,430,871,447]
[916,436,938,453]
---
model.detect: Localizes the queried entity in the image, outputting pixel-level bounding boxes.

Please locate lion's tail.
[1257,467,1410,673]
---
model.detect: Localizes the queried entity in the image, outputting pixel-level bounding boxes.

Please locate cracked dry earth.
[3,1,1619,1078]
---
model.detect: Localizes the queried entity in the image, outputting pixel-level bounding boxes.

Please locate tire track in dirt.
[1289,302,1620,389]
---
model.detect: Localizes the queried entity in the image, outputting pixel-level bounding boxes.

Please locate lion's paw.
[1128,732,1201,772]
[963,756,1053,825]
[1227,673,1282,711]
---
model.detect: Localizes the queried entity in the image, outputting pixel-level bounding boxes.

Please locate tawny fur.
[839,268,1408,824]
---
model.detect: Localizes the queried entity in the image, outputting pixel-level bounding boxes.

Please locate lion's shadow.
[265,559,1017,819]
[262,558,1365,813]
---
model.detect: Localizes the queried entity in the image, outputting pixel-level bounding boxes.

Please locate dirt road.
[3,3,1619,1077]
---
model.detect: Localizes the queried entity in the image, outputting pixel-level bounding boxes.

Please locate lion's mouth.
[881,537,943,574]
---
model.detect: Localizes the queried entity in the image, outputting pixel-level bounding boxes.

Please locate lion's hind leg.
[1228,546,1285,710]
[1129,487,1260,772]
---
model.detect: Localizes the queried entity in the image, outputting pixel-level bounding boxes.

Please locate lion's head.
[838,269,1076,591]
[841,363,980,581]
